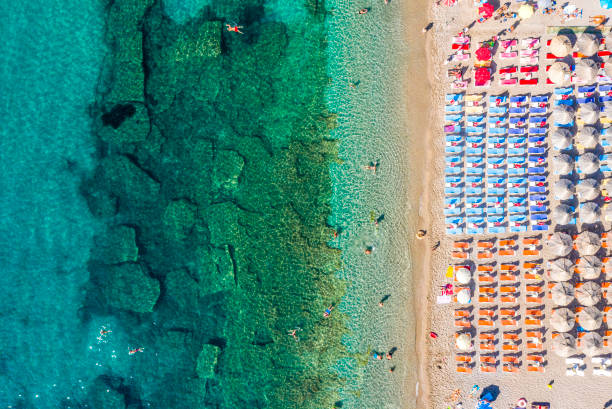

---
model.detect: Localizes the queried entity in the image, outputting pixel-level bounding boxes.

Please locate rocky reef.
[82,0,345,407]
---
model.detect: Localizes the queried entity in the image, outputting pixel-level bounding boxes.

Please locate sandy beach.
[412,1,612,408]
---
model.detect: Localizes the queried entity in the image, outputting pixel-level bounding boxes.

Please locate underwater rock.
[94,155,160,208]
[102,263,160,313]
[170,20,222,61]
[88,376,126,409]
[164,269,200,311]
[162,199,197,241]
[98,102,150,145]
[206,202,243,247]
[83,188,118,218]
[213,150,244,193]
[92,225,138,264]
[195,344,220,378]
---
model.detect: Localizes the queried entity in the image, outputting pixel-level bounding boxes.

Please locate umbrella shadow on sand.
[480,385,500,402]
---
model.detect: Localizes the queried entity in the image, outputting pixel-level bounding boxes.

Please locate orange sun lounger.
[479,286,496,294]
[455,319,472,328]
[523,249,540,256]
[500,273,518,282]
[454,241,470,249]
[480,355,496,364]
[500,295,517,303]
[480,363,497,372]
[477,241,494,249]
[525,318,542,326]
[478,251,494,259]
[455,309,471,318]
[501,319,518,326]
[526,355,543,362]
[479,296,496,303]
[526,342,543,350]
[457,364,472,373]
[452,251,469,259]
[478,274,495,283]
[478,319,495,327]
[499,239,515,247]
[526,330,543,339]
[527,364,544,372]
[456,354,472,362]
[500,264,517,271]
[499,249,515,256]
[503,364,520,372]
[478,265,494,272]
[480,341,495,351]
[502,356,520,364]
[523,238,540,245]
[500,285,518,293]
[479,308,496,316]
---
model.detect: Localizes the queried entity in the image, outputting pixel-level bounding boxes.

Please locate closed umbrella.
[575,58,599,83]
[580,332,603,356]
[548,257,574,281]
[550,35,572,57]
[577,33,600,57]
[456,333,471,350]
[551,282,575,306]
[552,104,574,124]
[551,307,575,332]
[576,179,600,201]
[575,281,602,306]
[518,4,534,19]
[576,126,599,148]
[577,255,603,279]
[457,289,471,304]
[580,104,600,125]
[552,332,576,357]
[547,232,574,257]
[475,67,490,85]
[577,152,599,175]
[554,178,574,200]
[575,230,601,255]
[456,267,471,284]
[553,153,574,175]
[579,201,601,224]
[578,306,603,330]
[552,204,574,225]
[551,128,573,150]
[548,61,571,84]
[476,46,492,61]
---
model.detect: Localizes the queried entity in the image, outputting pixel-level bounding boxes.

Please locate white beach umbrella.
[579,201,601,224]
[577,33,600,57]
[550,35,572,57]
[576,255,602,279]
[553,333,577,357]
[576,127,599,149]
[548,258,574,281]
[554,178,574,200]
[551,128,573,150]
[575,230,601,255]
[551,282,575,306]
[575,59,599,83]
[553,153,574,175]
[580,332,603,356]
[456,267,471,284]
[546,232,573,257]
[578,306,603,331]
[518,4,534,19]
[577,179,600,201]
[579,104,600,125]
[577,152,599,175]
[551,307,575,332]
[552,105,574,124]
[456,333,471,350]
[548,61,571,84]
[552,204,574,225]
[456,289,471,304]
[575,281,602,306]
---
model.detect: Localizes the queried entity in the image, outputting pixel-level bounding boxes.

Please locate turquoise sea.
[0,1,413,408]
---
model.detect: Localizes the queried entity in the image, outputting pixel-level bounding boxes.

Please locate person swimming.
[358,8,369,14]
[323,304,334,317]
[129,347,144,355]
[226,24,244,34]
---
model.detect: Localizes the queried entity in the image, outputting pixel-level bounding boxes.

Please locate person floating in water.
[99,327,112,337]
[226,24,244,34]
[378,294,390,307]
[323,304,334,317]
[364,160,379,173]
[129,347,144,355]
[288,328,302,342]
[358,8,369,14]
[364,245,374,255]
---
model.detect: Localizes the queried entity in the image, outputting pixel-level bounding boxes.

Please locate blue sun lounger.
[600,95,612,103]
[446,217,464,235]
[488,136,506,144]
[508,156,526,164]
[444,207,463,216]
[577,97,596,104]
[489,106,508,115]
[466,167,484,175]
[509,106,527,115]
[508,166,526,175]
[529,175,546,182]
[487,148,506,156]
[465,207,484,216]
[529,116,547,124]
[445,197,460,206]
[510,117,528,124]
[555,86,574,95]
[489,95,508,104]
[509,195,526,204]
[528,166,546,174]
[528,147,546,155]
[489,127,508,135]
[445,105,463,113]
[445,114,463,122]
[466,135,485,144]
[530,107,548,114]
[466,196,483,206]
[487,216,506,233]
[508,187,527,195]
[528,156,546,164]
[489,187,506,196]
[446,145,464,154]
[466,176,483,184]
[602,163,612,172]
[508,147,526,156]
[529,136,545,144]
[509,128,526,135]
[510,95,528,104]
[509,177,527,186]
[467,126,485,134]
[445,124,462,133]
[555,120,574,127]
[509,205,527,214]
[466,186,483,196]
[446,93,464,103]
[446,156,462,165]
[445,167,462,175]
[530,205,547,212]
[531,213,548,221]
[529,194,547,203]
[531,95,549,104]
[466,147,484,155]
[509,216,528,232]
[532,223,549,231]
[488,176,506,185]
[486,196,505,204]
[467,115,485,123]
[578,85,596,93]
[508,136,526,145]
[445,187,463,196]
[446,134,462,142]
[445,175,462,184]
[467,156,484,164]
[600,84,612,92]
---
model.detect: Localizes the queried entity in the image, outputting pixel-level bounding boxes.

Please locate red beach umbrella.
[476,46,492,61]
[478,2,495,18]
[443,0,456,5]
[475,67,490,85]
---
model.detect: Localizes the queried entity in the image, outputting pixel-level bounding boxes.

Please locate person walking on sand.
[422,22,433,33]
[226,24,244,34]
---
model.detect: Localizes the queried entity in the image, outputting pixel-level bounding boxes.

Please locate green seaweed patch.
[162,199,197,241]
[196,344,220,378]
[92,225,138,264]
[102,263,160,313]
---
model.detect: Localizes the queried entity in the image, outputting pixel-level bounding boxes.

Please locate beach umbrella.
[518,4,534,19]
[456,267,471,284]
[577,255,603,279]
[580,332,604,356]
[577,33,600,57]
[552,153,574,175]
[443,0,456,5]
[577,179,600,201]
[576,126,599,148]
[575,230,601,255]
[551,282,575,306]
[576,281,602,306]
[553,333,577,357]
[548,61,571,84]
[577,152,599,175]
[553,178,574,200]
[457,289,471,304]
[478,3,494,18]
[550,35,572,57]
[552,204,574,225]
[575,58,599,83]
[552,104,574,125]
[551,128,573,150]
[578,306,603,330]
[475,67,490,85]
[538,0,552,8]
[547,232,574,257]
[551,307,575,332]
[476,46,492,61]
[456,333,471,350]
[548,257,574,281]
[580,201,601,224]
